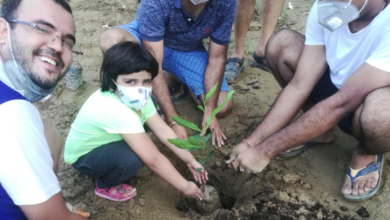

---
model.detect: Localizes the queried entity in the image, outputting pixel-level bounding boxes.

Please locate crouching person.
[64,42,207,202]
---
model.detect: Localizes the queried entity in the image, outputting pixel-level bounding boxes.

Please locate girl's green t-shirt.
[64,90,156,164]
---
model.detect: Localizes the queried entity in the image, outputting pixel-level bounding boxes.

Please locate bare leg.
[99,27,139,53]
[254,0,284,58]
[230,0,256,60]
[42,119,62,172]
[265,30,334,150]
[342,87,390,196]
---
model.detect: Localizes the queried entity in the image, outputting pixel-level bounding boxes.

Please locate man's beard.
[6,34,66,90]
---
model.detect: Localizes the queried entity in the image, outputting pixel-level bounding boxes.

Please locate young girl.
[64,42,206,202]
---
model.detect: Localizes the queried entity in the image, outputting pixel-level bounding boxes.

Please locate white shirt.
[305,2,390,88]
[0,61,60,205]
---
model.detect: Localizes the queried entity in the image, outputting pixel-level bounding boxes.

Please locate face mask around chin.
[317,0,367,32]
[3,59,56,103]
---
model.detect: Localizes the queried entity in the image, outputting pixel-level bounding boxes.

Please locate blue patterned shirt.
[135,0,236,51]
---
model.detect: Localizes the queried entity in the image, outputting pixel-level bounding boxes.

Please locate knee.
[265,30,295,60]
[358,88,390,153]
[265,30,304,71]
[42,119,62,147]
[99,28,130,53]
[120,151,144,172]
[216,100,233,118]
[42,119,62,170]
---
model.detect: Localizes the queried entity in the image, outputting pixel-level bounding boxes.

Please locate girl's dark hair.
[100,41,159,92]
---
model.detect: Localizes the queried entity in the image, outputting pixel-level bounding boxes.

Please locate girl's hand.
[187,160,208,184]
[182,181,203,200]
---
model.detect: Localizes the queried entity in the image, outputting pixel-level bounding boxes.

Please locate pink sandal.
[95,184,137,202]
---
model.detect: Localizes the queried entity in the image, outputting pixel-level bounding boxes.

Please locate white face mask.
[317,0,368,32]
[112,79,152,111]
[189,0,209,5]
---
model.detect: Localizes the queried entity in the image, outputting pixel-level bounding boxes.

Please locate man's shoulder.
[139,0,174,10]
[210,0,236,12]
[215,0,236,7]
[0,80,26,105]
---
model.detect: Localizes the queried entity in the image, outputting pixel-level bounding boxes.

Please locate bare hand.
[225,140,252,167]
[182,181,203,200]
[228,146,271,174]
[202,115,226,147]
[187,160,208,184]
[171,123,188,140]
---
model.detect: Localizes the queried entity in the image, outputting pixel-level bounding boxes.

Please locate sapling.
[168,84,235,191]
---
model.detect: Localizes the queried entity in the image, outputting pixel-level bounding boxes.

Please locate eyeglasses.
[7,20,82,55]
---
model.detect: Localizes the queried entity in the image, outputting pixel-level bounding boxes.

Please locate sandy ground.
[29,0,390,219]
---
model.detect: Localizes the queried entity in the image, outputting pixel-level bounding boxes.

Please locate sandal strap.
[346,159,382,185]
[252,51,268,66]
[226,57,244,67]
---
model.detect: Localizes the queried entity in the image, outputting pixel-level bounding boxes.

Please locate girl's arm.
[121,132,203,200]
[146,114,208,184]
[146,113,198,164]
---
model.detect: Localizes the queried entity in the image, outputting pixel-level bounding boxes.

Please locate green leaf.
[206,151,214,161]
[205,144,215,151]
[199,159,204,165]
[205,90,235,129]
[197,105,204,111]
[205,84,218,103]
[171,116,201,132]
[188,148,198,152]
[188,136,201,147]
[194,155,202,158]
[194,134,202,141]
[168,138,200,150]
[195,168,202,172]
[204,133,212,145]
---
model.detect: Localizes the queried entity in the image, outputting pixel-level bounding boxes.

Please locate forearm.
[148,153,189,191]
[246,83,311,146]
[155,125,195,163]
[203,59,225,111]
[258,95,355,157]
[152,69,179,124]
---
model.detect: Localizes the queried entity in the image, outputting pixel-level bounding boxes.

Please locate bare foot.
[341,151,378,196]
[281,129,335,153]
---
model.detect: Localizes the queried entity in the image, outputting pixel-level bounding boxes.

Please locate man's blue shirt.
[135,0,236,51]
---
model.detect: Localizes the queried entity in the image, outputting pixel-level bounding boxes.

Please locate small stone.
[303,183,312,190]
[276,191,290,202]
[295,206,309,215]
[316,209,323,219]
[274,174,282,181]
[244,77,259,85]
[340,206,348,212]
[357,207,370,218]
[252,82,260,89]
[239,204,257,215]
[137,198,145,206]
[283,173,300,184]
[299,215,306,220]
[297,191,316,207]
